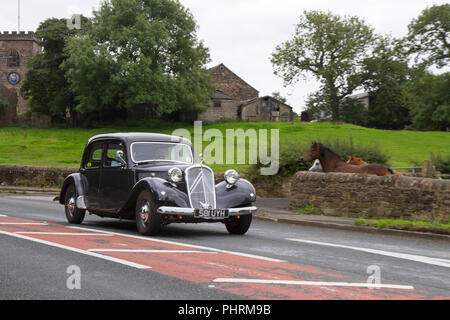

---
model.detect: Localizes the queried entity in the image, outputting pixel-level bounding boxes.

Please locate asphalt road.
[0,193,449,300]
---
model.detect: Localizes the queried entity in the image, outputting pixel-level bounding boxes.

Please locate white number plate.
[194,209,229,219]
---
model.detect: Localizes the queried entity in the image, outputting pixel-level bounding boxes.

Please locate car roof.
[88,132,192,146]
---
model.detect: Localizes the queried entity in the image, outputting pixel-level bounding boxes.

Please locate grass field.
[0,121,448,173]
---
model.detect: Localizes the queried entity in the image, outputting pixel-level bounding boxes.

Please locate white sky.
[1,0,447,113]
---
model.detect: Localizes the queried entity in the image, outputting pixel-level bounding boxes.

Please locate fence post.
[422,160,432,178]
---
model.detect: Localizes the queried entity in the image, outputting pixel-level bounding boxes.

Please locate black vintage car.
[59,133,257,236]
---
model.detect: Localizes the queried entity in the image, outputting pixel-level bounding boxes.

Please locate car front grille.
[185,165,216,209]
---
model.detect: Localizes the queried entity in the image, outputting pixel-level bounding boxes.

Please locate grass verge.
[354,218,450,235]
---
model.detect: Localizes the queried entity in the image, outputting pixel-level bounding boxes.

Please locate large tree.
[63,0,214,120]
[406,71,450,131]
[271,10,375,121]
[360,37,412,129]
[407,4,450,69]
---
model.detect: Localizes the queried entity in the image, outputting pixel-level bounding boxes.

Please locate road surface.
[0,193,449,300]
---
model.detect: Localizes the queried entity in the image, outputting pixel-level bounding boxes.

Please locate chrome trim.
[130,142,194,165]
[76,196,87,209]
[185,165,217,209]
[157,206,257,217]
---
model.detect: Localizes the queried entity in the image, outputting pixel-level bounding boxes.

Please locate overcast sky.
[1,0,447,113]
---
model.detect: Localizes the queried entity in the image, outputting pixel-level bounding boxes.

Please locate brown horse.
[301,143,394,176]
[347,155,402,175]
[347,156,368,165]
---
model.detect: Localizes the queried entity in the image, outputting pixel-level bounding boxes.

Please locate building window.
[7,49,20,68]
[214,101,222,108]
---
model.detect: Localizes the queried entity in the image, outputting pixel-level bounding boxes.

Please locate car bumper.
[157,206,257,217]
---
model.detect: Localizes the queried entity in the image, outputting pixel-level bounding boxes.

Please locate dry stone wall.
[0,165,78,188]
[291,172,450,222]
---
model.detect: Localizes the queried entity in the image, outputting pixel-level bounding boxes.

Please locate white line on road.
[0,215,8,217]
[213,278,415,290]
[0,222,48,225]
[287,238,450,269]
[69,226,287,263]
[15,232,114,236]
[88,249,218,254]
[0,230,152,270]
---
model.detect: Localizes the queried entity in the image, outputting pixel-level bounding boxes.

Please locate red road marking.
[0,216,441,300]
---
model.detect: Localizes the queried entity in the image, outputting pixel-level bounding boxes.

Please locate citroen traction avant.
[59,133,257,235]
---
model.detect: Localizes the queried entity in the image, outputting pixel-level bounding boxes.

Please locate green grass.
[0,121,449,173]
[295,204,323,215]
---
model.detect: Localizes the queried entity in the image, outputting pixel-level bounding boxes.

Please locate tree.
[406,71,450,131]
[407,4,450,69]
[304,86,369,126]
[360,37,412,129]
[21,17,89,124]
[271,10,375,121]
[63,0,214,121]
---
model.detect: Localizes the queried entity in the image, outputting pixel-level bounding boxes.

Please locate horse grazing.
[347,155,402,175]
[301,143,394,176]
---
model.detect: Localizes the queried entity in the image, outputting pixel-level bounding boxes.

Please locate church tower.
[0,31,41,116]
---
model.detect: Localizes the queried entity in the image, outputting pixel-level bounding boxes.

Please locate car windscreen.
[131,142,193,164]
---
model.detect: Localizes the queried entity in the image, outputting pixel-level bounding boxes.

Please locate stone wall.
[0,31,41,117]
[291,172,450,222]
[0,83,18,126]
[0,165,78,188]
[0,165,235,189]
[198,99,239,122]
[210,64,259,101]
[241,97,293,122]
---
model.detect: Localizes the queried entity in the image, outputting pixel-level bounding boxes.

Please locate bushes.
[318,138,389,166]
[435,154,450,174]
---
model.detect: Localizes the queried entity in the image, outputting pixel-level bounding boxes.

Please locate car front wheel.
[64,184,86,224]
[135,190,161,236]
[225,206,252,235]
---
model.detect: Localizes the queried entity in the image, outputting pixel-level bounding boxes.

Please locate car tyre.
[136,190,161,236]
[225,206,252,235]
[64,184,86,224]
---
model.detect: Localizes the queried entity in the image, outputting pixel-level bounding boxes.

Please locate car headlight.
[224,169,240,186]
[168,167,183,183]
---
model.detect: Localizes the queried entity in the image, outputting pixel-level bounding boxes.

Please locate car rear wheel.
[135,190,161,236]
[225,205,252,235]
[64,184,86,224]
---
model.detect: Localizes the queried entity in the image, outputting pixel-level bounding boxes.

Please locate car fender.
[59,173,87,205]
[120,177,190,214]
[215,179,257,209]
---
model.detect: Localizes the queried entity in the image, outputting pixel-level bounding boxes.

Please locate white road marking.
[88,249,217,254]
[0,215,8,217]
[0,222,48,225]
[0,230,152,270]
[15,232,114,236]
[287,238,450,269]
[69,226,287,263]
[213,278,415,290]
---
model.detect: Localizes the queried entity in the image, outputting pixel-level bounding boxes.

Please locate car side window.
[104,142,126,168]
[84,143,104,169]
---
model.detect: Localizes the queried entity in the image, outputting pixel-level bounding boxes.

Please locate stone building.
[198,63,294,122]
[240,96,294,122]
[0,31,41,118]
[209,63,259,101]
[347,92,370,110]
